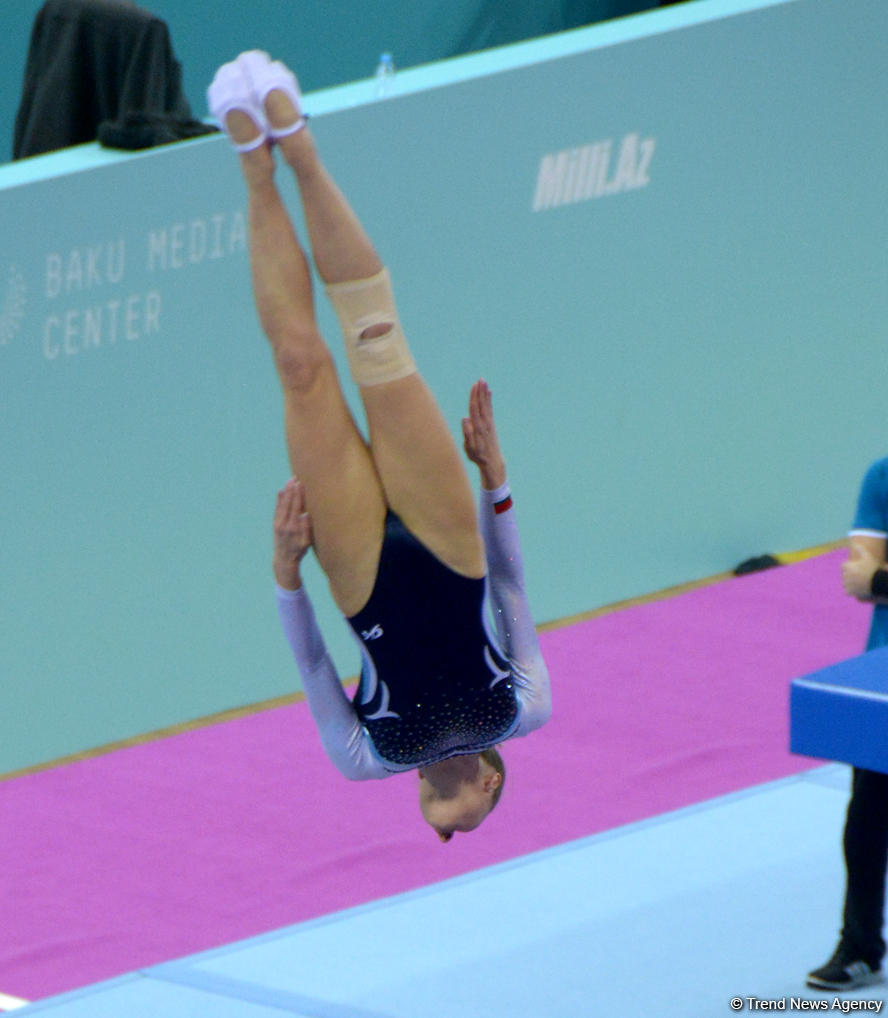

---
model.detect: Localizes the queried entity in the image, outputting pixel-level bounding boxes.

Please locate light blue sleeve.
[850,458,888,537]
[275,585,390,781]
[480,482,552,736]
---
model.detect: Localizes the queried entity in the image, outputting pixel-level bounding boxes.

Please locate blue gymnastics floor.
[14,765,887,1017]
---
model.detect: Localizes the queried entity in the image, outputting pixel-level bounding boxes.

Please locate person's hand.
[842,542,882,601]
[273,478,313,590]
[462,379,507,490]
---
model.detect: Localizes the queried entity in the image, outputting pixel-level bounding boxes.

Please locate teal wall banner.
[2,0,886,772]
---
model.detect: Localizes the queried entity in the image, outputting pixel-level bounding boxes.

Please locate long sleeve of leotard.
[479,481,552,736]
[275,585,388,780]
[277,482,549,777]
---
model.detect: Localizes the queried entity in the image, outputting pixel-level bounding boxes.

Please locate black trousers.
[841,767,888,965]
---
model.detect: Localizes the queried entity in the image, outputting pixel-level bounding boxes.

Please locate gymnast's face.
[417,755,502,843]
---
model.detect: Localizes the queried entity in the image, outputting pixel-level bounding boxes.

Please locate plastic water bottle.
[374,52,396,99]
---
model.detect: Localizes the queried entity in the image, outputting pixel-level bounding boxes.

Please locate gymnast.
[208,51,551,841]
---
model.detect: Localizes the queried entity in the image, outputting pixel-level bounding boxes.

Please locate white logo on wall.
[40,210,246,362]
[0,264,27,346]
[532,132,655,212]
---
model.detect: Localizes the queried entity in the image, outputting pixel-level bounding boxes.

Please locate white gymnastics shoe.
[207,58,268,152]
[236,50,308,140]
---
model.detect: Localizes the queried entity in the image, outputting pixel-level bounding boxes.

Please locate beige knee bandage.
[325,268,417,386]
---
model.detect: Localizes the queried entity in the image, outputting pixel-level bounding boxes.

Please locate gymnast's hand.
[273,478,313,591]
[462,379,507,491]
[842,541,881,601]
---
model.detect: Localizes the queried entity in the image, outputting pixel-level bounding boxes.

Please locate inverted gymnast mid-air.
[208,51,551,842]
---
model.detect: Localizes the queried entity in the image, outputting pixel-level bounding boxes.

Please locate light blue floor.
[17,766,887,1017]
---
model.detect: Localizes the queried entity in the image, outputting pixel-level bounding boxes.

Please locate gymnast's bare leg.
[271,104,484,584]
[224,63,483,617]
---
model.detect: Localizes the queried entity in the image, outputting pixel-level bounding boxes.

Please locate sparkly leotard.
[346,512,519,769]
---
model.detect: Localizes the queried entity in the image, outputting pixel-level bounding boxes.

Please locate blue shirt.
[851,457,888,650]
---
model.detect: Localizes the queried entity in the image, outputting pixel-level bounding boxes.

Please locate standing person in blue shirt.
[807,458,888,991]
[208,51,551,841]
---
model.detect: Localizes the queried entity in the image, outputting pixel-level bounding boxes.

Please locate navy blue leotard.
[346,512,518,768]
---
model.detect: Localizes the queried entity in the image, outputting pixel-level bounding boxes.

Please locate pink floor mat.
[0,550,867,1002]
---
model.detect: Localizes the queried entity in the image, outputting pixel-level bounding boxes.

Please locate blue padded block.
[790,645,888,774]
